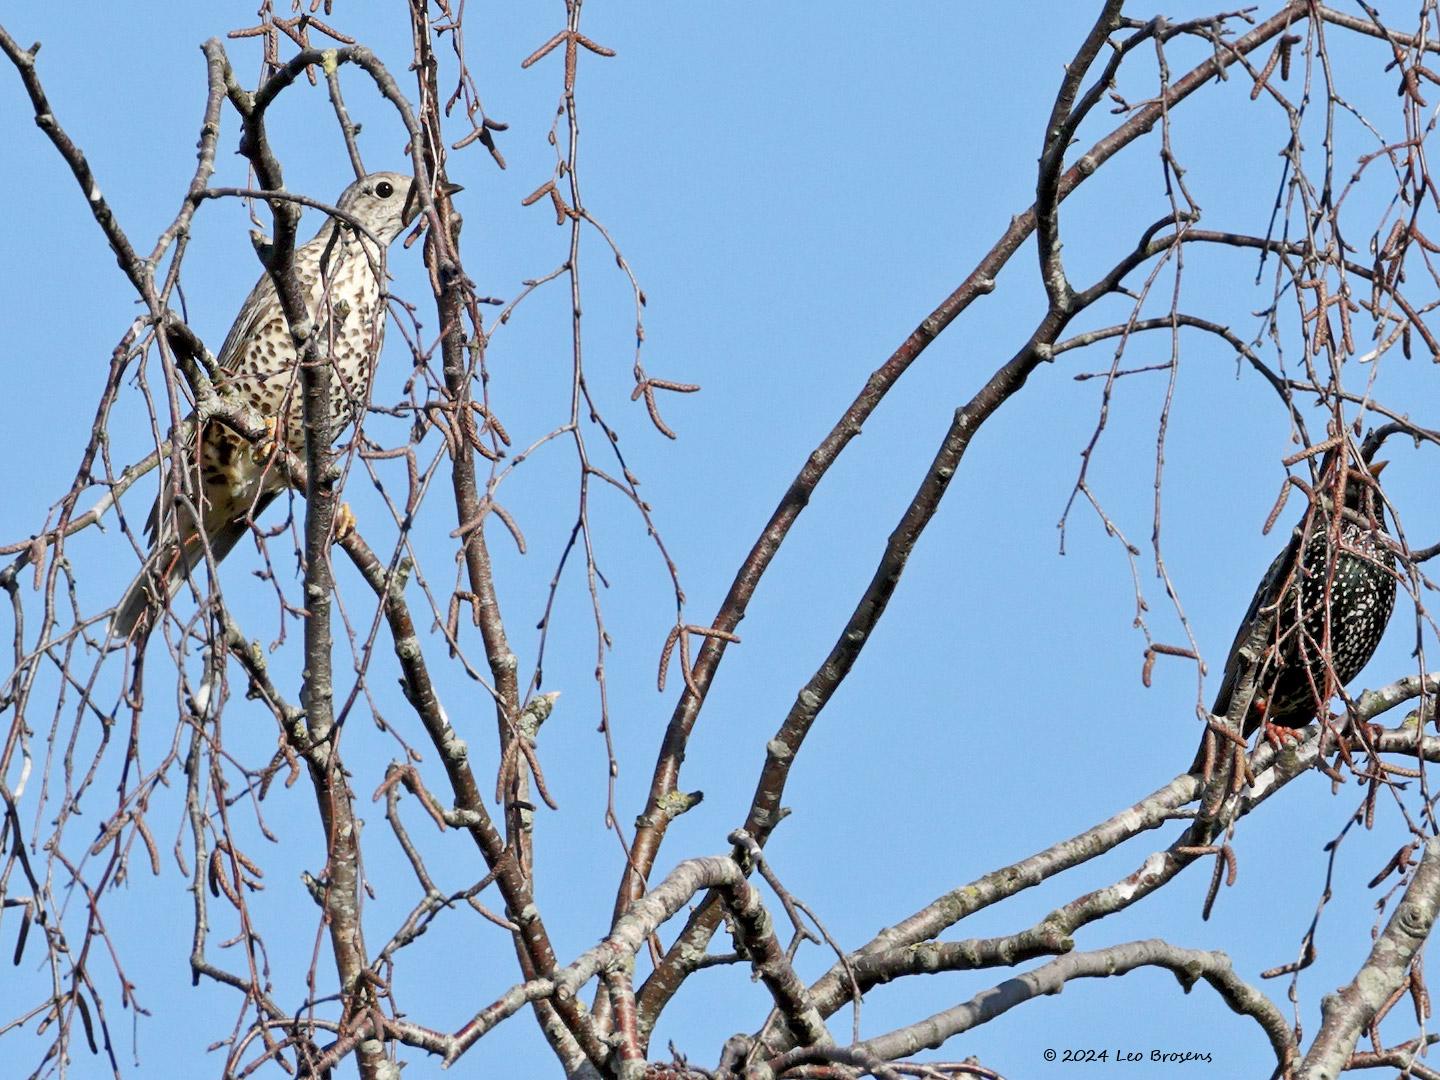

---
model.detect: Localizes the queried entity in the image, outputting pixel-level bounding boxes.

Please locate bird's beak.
[401,181,463,227]
[1369,459,1389,478]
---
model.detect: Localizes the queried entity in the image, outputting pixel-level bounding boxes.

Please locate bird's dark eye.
[375,181,395,199]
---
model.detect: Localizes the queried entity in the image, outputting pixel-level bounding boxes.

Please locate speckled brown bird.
[111,172,419,639]
[1192,457,1396,772]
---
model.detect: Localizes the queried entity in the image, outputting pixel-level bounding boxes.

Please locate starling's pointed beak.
[1369,459,1389,478]
[440,181,464,198]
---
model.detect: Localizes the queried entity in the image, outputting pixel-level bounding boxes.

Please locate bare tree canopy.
[7,3,1440,1078]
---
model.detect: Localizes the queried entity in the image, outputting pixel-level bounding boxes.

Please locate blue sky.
[5,3,1440,1078]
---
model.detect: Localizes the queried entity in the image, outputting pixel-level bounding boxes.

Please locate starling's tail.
[1189,730,1218,775]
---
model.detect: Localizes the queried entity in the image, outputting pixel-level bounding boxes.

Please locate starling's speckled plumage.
[110,172,418,640]
[1193,460,1396,772]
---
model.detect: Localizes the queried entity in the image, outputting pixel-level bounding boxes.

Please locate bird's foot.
[250,416,281,463]
[334,502,356,543]
[1261,719,1307,753]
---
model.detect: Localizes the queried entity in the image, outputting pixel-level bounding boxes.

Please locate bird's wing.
[140,268,281,545]
[214,272,280,372]
[1209,527,1305,717]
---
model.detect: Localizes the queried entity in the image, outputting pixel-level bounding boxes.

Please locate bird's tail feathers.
[109,513,258,645]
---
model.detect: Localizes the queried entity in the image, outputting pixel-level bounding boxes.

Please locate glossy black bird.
[1192,458,1396,773]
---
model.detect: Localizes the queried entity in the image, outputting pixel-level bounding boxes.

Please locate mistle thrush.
[111,171,423,639]
[1192,455,1396,772]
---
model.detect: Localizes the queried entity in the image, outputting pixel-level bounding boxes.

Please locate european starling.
[1192,458,1396,773]
[110,172,424,640]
